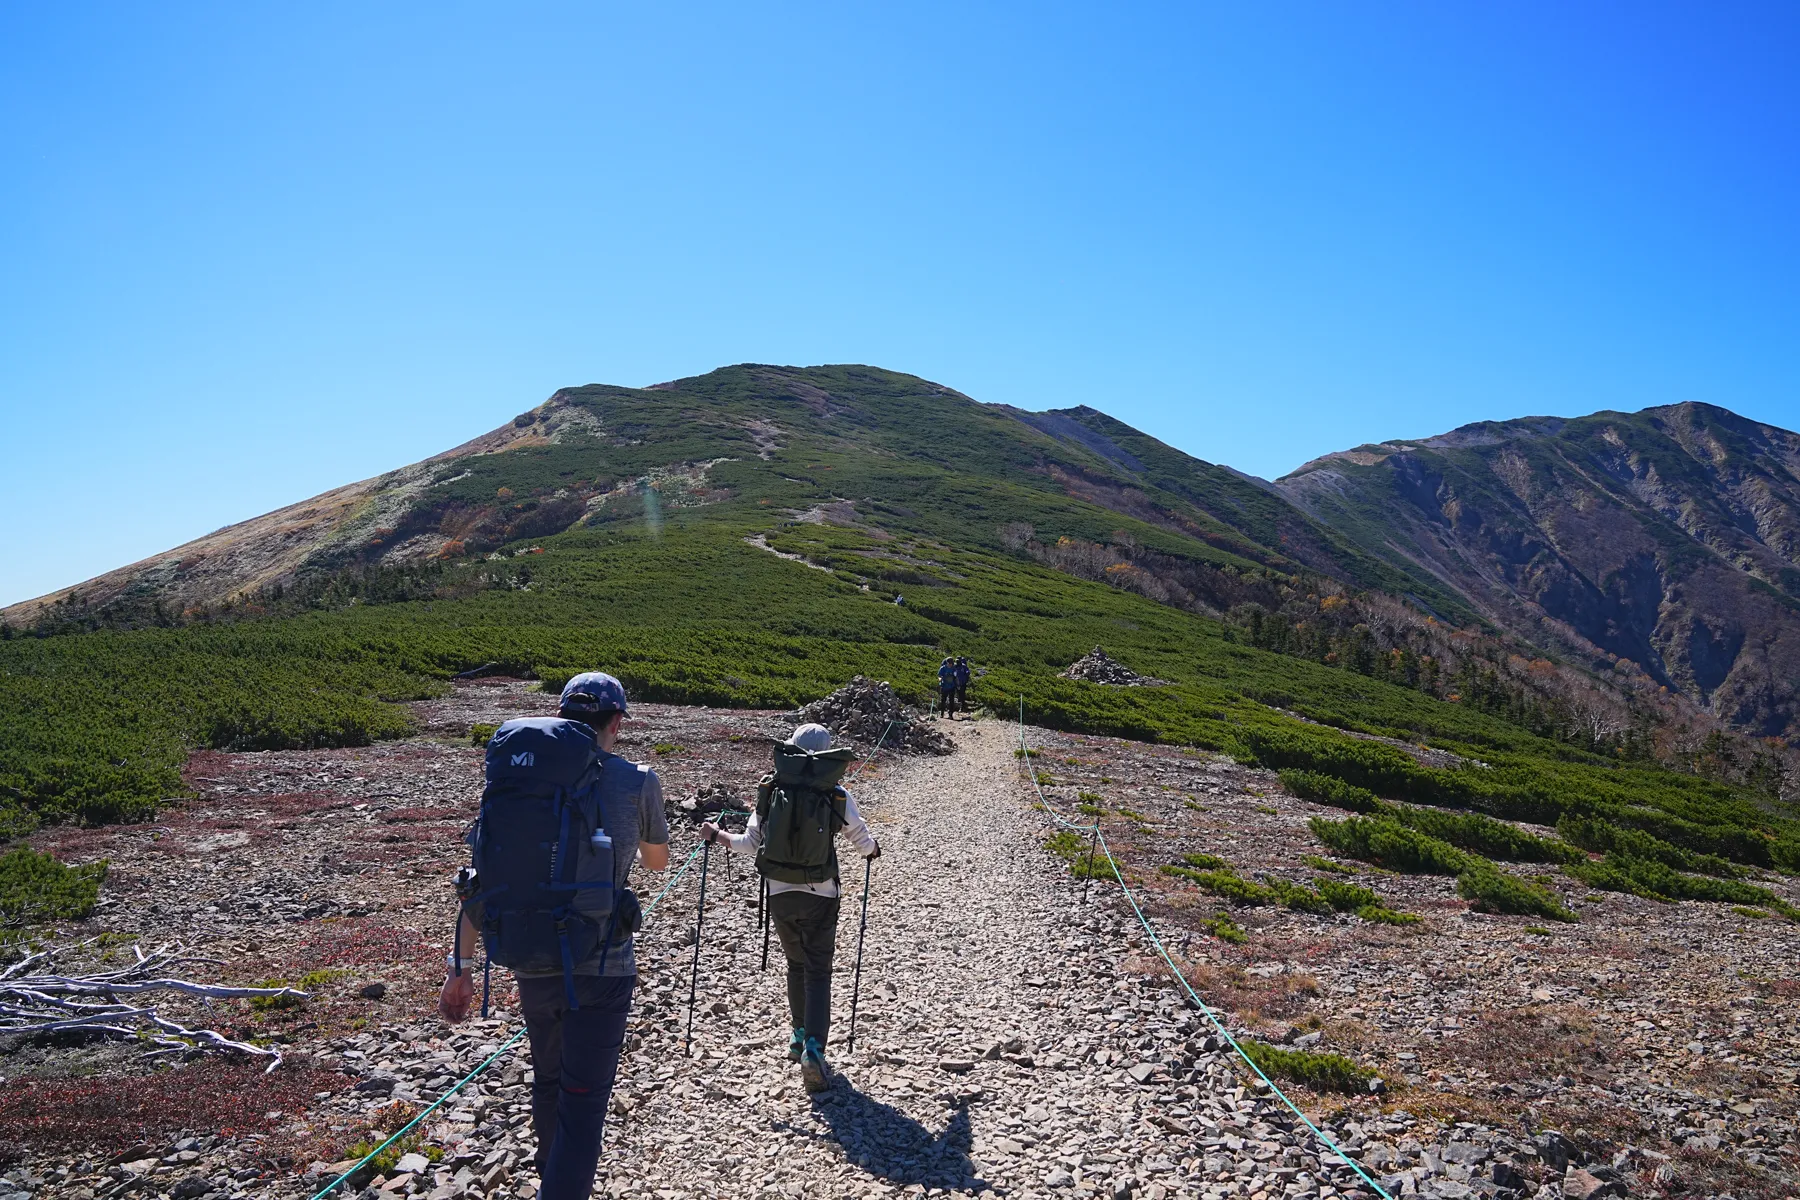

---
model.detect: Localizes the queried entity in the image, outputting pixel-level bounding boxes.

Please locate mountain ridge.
[11,367,1800,744]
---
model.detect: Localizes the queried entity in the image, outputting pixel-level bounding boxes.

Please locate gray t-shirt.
[513,759,669,980]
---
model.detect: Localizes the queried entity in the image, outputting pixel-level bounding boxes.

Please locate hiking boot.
[800,1038,830,1092]
[787,1027,806,1062]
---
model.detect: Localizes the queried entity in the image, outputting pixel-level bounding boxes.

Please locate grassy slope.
[2,367,1795,887]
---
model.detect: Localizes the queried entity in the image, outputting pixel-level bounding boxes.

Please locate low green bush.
[1316,879,1380,911]
[1238,1039,1375,1094]
[1199,912,1247,944]
[0,847,106,924]
[1178,852,1229,870]
[1162,865,1272,905]
[1557,814,1739,878]
[1301,854,1359,875]
[1278,769,1382,813]
[1266,878,1333,914]
[469,722,498,746]
[1309,816,1473,875]
[1456,863,1577,922]
[1044,831,1109,880]
[1565,854,1799,918]
[1396,807,1579,865]
[1356,904,1420,926]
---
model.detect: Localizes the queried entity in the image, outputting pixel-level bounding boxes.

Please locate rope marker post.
[684,839,712,1053]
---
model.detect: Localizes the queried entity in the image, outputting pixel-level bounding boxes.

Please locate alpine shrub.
[1044,831,1109,880]
[1278,770,1383,813]
[1316,878,1380,912]
[1356,904,1420,926]
[1455,863,1577,922]
[1237,1040,1375,1094]
[0,847,107,924]
[1199,912,1248,944]
[1565,854,1800,918]
[1396,807,1580,865]
[1557,814,1739,878]
[1308,816,1472,876]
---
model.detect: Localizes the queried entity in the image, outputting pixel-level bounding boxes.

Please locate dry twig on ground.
[0,940,306,1072]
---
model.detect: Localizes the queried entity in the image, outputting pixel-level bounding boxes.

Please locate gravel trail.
[592,719,1356,1200]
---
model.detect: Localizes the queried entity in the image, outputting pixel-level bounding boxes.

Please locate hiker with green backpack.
[698,722,880,1092]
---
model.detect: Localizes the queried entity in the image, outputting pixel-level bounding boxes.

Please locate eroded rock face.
[1279,401,1800,737]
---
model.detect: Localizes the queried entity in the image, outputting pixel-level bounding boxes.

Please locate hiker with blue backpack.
[698,722,879,1093]
[439,672,670,1200]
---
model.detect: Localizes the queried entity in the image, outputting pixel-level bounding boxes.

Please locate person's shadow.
[773,1078,989,1193]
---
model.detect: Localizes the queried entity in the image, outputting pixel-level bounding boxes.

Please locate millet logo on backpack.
[511,752,535,767]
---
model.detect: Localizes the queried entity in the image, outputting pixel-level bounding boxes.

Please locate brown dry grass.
[1439,1004,1617,1085]
[0,1059,348,1154]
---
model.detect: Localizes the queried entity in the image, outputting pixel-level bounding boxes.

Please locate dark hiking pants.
[939,685,957,714]
[518,973,635,1200]
[768,890,841,1046]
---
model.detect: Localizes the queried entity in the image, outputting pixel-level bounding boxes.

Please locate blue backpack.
[465,717,643,1007]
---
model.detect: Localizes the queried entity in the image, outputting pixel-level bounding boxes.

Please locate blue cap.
[559,671,629,716]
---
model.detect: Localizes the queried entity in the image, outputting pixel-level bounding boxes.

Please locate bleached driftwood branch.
[0,940,307,1072]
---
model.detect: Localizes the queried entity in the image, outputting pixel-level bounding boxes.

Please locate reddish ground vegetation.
[296,917,419,969]
[0,1060,349,1154]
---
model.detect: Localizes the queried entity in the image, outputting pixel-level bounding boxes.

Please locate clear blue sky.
[4,3,1798,607]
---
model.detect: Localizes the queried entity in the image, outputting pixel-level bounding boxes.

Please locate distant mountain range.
[11,367,1800,741]
[1278,402,1800,737]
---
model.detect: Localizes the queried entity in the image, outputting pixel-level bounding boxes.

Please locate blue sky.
[3,2,1797,606]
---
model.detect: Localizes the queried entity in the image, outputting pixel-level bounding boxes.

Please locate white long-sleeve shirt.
[719,787,878,898]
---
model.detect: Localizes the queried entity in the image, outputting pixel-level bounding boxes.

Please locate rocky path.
[453,719,1374,1200]
[17,693,1788,1199]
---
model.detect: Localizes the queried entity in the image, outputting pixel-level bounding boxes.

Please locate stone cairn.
[1058,646,1168,687]
[795,675,953,756]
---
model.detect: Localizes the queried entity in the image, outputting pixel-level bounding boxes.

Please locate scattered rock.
[359,981,388,1000]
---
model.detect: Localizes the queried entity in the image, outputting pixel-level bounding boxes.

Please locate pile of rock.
[795,675,952,755]
[1059,646,1168,687]
[667,780,748,826]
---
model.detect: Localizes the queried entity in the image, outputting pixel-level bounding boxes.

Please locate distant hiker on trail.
[954,656,971,714]
[938,656,958,717]
[439,672,670,1200]
[698,723,880,1092]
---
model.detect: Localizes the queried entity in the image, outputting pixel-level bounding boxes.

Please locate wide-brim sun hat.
[786,722,834,752]
[559,671,630,716]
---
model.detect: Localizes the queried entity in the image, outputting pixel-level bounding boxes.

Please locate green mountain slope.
[3,367,1796,909]
[1279,401,1800,737]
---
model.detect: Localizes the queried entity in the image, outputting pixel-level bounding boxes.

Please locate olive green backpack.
[755,744,854,884]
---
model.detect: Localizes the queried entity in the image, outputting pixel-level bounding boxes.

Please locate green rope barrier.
[1015,698,1394,1200]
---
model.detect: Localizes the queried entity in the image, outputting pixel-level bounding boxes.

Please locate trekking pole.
[846,854,874,1052]
[685,839,711,1054]
[759,876,771,971]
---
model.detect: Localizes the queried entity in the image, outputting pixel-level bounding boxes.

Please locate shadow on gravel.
[776,1081,988,1192]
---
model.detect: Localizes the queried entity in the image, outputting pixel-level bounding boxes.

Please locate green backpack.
[756,744,854,885]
